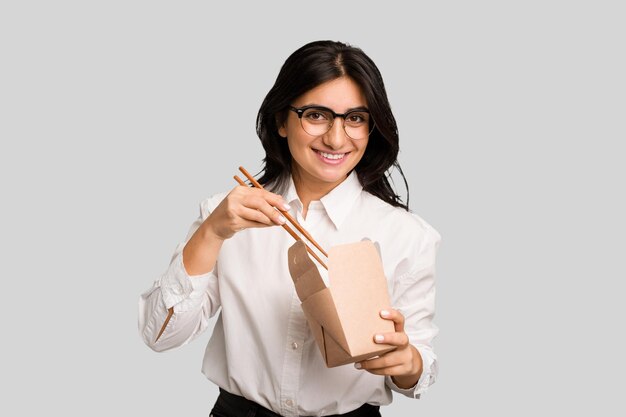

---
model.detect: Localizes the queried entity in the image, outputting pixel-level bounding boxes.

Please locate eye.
[346,112,369,125]
[302,109,331,123]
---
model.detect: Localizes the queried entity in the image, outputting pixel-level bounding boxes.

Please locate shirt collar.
[283,171,363,230]
[283,177,301,210]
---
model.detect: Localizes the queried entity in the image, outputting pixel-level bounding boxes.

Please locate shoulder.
[359,192,441,276]
[360,192,441,244]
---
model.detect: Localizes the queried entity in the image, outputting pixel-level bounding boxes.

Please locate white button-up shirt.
[138,171,441,417]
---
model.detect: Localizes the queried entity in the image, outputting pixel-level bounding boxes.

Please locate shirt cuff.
[159,251,214,311]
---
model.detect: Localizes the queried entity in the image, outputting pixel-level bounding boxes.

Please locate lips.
[317,150,346,160]
[313,149,351,165]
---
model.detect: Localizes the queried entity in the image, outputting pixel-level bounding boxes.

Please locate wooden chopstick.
[237,166,329,258]
[234,175,328,270]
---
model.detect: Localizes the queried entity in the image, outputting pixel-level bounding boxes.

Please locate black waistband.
[211,388,381,417]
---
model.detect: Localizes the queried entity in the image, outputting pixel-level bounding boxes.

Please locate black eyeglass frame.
[288,105,375,139]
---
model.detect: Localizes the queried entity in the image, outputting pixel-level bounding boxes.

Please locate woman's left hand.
[354,308,423,389]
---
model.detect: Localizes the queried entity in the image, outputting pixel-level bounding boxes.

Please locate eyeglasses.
[288,105,375,140]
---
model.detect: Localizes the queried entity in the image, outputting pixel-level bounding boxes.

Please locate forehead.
[294,77,367,111]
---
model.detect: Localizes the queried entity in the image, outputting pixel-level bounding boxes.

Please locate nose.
[322,117,349,150]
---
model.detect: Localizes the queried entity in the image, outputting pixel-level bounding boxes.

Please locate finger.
[234,186,291,212]
[373,331,409,347]
[255,204,287,226]
[238,207,280,227]
[359,364,407,377]
[354,352,406,372]
[380,308,405,333]
[239,196,287,226]
[355,354,403,371]
[263,191,291,212]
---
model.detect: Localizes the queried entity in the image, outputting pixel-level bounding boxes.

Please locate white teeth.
[318,151,345,160]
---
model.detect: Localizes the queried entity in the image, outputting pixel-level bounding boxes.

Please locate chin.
[315,168,351,183]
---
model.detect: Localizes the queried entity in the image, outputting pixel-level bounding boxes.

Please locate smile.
[315,150,346,160]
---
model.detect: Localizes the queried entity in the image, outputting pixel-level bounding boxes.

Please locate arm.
[138,210,221,352]
[138,186,290,351]
[356,222,441,398]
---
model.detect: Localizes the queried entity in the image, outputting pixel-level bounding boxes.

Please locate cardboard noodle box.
[287,240,396,367]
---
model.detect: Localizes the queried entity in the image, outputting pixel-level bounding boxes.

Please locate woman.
[139,40,441,417]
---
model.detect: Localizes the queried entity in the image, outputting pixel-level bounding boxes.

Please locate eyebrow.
[300,103,370,113]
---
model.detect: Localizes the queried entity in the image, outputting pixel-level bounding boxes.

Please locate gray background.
[1,0,624,416]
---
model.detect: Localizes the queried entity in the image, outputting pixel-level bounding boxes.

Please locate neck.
[292,169,347,218]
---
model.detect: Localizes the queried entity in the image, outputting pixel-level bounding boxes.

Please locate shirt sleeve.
[138,195,224,352]
[385,221,441,398]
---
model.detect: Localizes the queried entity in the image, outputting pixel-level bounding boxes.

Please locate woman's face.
[278,76,369,194]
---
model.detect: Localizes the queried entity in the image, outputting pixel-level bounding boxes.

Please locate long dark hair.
[256,40,409,210]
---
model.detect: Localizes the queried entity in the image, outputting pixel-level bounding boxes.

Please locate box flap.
[287,241,326,300]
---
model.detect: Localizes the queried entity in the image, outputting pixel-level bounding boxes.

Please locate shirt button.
[291,342,299,350]
[285,399,293,407]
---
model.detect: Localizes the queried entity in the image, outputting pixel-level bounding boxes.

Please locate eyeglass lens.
[299,108,372,140]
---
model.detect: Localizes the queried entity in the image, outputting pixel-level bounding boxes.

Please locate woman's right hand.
[183,186,290,276]
[201,185,290,241]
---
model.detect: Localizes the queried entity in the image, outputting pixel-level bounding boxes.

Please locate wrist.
[392,345,423,389]
[392,373,420,389]
[182,220,225,276]
[200,218,227,242]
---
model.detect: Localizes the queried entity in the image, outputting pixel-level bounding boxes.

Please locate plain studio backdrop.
[1,1,624,416]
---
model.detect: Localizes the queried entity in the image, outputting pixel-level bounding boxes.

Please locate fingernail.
[354,362,362,369]
[277,215,286,224]
[380,310,390,317]
[282,202,291,211]
[375,334,384,343]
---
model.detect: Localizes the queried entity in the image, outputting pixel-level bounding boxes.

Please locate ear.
[276,115,287,138]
